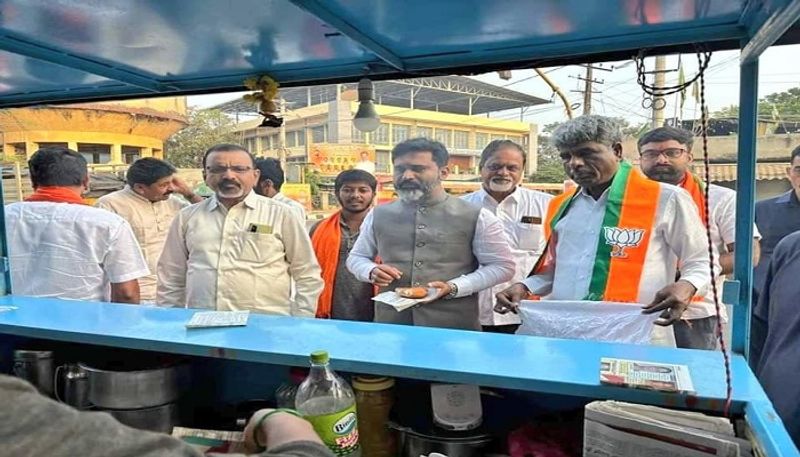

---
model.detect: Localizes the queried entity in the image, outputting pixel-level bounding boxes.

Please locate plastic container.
[275,367,309,409]
[295,351,361,456]
[353,376,396,457]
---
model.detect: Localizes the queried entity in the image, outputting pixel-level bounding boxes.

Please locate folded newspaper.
[372,288,438,312]
[583,401,752,457]
[600,357,695,394]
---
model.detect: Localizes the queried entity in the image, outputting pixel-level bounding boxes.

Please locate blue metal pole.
[732,52,758,357]
[0,167,9,295]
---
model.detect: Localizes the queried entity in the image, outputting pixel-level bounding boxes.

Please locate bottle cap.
[310,350,329,364]
[353,376,395,391]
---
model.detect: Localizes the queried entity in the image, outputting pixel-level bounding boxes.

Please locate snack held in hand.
[395,287,428,299]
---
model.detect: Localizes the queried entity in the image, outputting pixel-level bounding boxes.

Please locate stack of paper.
[372,288,438,312]
[600,357,695,394]
[584,401,753,457]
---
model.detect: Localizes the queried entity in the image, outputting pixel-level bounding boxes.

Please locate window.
[376,150,391,173]
[491,134,506,142]
[434,128,451,147]
[122,146,140,164]
[417,126,433,139]
[392,124,410,143]
[297,129,306,146]
[311,125,326,143]
[453,130,469,149]
[352,124,366,142]
[286,131,298,148]
[475,133,489,148]
[372,123,390,144]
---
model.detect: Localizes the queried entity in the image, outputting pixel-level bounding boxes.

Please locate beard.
[395,178,436,203]
[644,165,684,185]
[488,178,516,193]
[216,180,244,199]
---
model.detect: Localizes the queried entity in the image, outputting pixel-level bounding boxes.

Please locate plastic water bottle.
[295,351,361,457]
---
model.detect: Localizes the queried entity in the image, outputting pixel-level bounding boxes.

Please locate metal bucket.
[107,402,178,433]
[79,362,184,409]
[13,350,54,396]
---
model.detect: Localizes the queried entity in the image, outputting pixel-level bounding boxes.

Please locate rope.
[635,47,733,417]
[697,52,733,417]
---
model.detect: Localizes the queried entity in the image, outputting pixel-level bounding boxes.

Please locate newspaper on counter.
[172,426,246,453]
[372,288,438,312]
[600,357,695,394]
[186,310,250,328]
[583,401,751,457]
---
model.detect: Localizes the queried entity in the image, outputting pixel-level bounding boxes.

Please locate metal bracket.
[722,279,741,306]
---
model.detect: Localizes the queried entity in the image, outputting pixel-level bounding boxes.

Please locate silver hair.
[550,115,624,151]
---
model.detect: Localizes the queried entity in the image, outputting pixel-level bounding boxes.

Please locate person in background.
[495,116,710,343]
[347,138,515,330]
[310,169,378,321]
[157,144,323,316]
[462,140,552,333]
[0,373,332,457]
[254,157,307,222]
[638,126,760,350]
[354,150,376,175]
[6,147,148,304]
[752,230,800,448]
[754,146,800,302]
[96,158,203,303]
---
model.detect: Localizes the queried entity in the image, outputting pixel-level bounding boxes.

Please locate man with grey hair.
[462,140,552,333]
[495,115,711,345]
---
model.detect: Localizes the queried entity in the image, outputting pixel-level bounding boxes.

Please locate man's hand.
[641,280,697,326]
[494,283,530,315]
[369,264,402,287]
[425,281,452,303]
[171,176,202,202]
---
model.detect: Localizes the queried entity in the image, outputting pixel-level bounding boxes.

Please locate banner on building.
[281,183,312,211]
[309,143,375,175]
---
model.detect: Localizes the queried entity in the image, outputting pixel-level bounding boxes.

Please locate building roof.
[692,163,790,182]
[211,76,549,117]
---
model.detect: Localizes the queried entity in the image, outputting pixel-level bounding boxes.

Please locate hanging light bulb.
[353,77,380,132]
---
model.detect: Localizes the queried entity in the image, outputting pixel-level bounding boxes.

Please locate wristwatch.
[446,281,458,299]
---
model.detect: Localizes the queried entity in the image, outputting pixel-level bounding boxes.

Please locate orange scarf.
[311,212,344,318]
[680,171,707,226]
[25,186,86,205]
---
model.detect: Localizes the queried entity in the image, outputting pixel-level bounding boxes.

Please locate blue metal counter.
[0,295,796,455]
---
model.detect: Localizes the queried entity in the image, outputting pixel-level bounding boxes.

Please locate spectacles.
[640,148,687,160]
[205,165,253,175]
[486,163,522,173]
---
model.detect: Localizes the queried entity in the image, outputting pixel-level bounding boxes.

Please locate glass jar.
[353,376,396,457]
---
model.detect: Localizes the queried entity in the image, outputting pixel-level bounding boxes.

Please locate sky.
[188,44,800,129]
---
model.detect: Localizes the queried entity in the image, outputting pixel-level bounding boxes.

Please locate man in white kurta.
[96,158,203,302]
[157,144,322,316]
[462,140,552,333]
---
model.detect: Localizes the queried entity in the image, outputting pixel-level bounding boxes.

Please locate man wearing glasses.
[637,126,760,349]
[462,140,552,333]
[157,143,323,316]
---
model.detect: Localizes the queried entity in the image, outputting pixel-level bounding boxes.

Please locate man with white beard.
[157,143,323,316]
[346,138,515,330]
[462,140,552,333]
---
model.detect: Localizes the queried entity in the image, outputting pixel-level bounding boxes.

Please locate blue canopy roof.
[0,0,796,106]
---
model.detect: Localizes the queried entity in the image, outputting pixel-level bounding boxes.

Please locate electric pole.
[278,98,287,171]
[570,64,609,115]
[651,56,666,128]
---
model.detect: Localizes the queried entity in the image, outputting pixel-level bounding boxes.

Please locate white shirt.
[96,186,189,302]
[462,187,552,326]
[690,184,761,320]
[523,182,710,306]
[346,203,516,298]
[156,191,323,316]
[273,192,307,222]
[6,202,149,302]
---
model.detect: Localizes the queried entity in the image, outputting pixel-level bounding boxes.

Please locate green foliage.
[164,108,239,167]
[713,86,800,119]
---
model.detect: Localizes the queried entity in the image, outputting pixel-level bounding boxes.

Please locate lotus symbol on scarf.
[603,227,644,258]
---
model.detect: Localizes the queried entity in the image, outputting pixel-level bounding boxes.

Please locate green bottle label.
[304,404,360,456]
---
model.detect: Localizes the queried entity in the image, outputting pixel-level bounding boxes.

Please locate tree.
[164,108,239,167]
[712,86,800,119]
